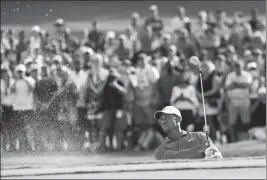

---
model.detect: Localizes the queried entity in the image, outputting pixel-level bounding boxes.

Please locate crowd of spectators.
[1,5,266,154]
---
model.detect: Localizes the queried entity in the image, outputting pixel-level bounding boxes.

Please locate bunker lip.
[1,156,266,177]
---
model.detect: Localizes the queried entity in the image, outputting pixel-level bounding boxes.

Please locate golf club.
[189,56,210,145]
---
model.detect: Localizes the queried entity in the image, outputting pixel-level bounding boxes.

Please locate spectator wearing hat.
[29,26,42,54]
[252,48,265,76]
[52,18,66,42]
[114,34,130,62]
[247,62,265,102]
[224,59,252,142]
[157,33,172,57]
[1,63,14,151]
[251,32,265,50]
[104,31,116,57]
[9,64,35,152]
[171,6,190,33]
[144,5,164,37]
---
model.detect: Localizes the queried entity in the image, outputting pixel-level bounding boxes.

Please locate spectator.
[250,87,266,128]
[1,63,14,152]
[157,34,172,57]
[156,56,180,109]
[200,27,221,61]
[52,18,66,41]
[225,59,252,142]
[144,5,164,37]
[130,53,159,150]
[176,28,199,59]
[252,48,265,76]
[139,26,154,54]
[104,31,116,57]
[228,21,244,55]
[61,28,80,54]
[170,68,199,131]
[171,6,190,33]
[98,68,127,152]
[249,8,265,32]
[214,10,230,39]
[69,58,89,150]
[29,26,42,54]
[10,64,35,152]
[114,34,130,62]
[1,30,11,57]
[33,65,59,152]
[6,29,18,54]
[84,54,109,147]
[130,12,141,37]
[88,20,105,52]
[195,60,221,141]
[15,31,29,64]
[193,11,208,39]
[55,66,79,151]
[124,28,141,59]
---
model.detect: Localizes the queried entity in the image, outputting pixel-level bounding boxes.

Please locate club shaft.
[199,71,209,144]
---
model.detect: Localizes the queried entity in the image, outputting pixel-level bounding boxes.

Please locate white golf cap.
[15,64,26,72]
[154,106,182,120]
[258,87,266,95]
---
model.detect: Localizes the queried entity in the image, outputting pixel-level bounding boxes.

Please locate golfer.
[154,106,223,160]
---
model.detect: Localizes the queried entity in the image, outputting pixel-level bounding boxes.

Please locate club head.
[189,56,201,67]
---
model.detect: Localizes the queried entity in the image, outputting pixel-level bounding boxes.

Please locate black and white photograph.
[1,0,266,179]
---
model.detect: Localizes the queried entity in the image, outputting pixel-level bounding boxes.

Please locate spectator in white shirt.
[10,64,35,152]
[29,26,42,54]
[171,6,190,33]
[193,11,208,39]
[225,60,252,142]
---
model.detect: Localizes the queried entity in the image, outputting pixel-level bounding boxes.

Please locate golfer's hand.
[205,147,223,160]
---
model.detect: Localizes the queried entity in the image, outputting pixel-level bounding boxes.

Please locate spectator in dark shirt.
[33,66,59,152]
[144,5,164,36]
[88,20,105,52]
[61,28,80,54]
[114,35,130,62]
[249,8,265,32]
[16,31,29,64]
[98,68,127,152]
[250,87,266,128]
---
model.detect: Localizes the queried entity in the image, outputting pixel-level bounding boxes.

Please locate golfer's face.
[158,114,178,132]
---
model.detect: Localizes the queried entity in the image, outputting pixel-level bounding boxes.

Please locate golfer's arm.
[154,145,203,160]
